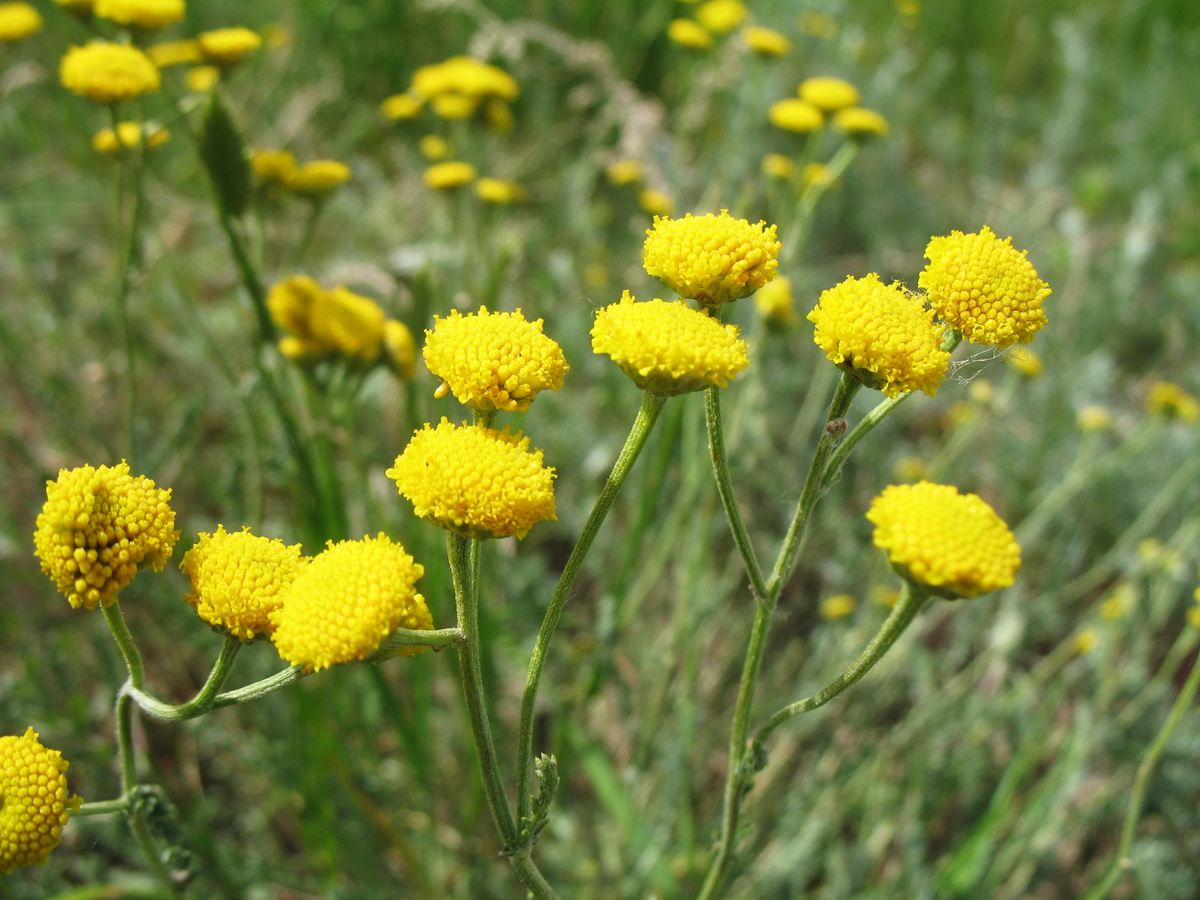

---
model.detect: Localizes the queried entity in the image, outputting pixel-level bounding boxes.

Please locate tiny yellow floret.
[919,225,1050,347]
[768,98,824,134]
[0,728,83,875]
[60,42,161,103]
[94,0,183,30]
[387,419,557,540]
[867,481,1020,599]
[799,76,860,112]
[0,2,42,42]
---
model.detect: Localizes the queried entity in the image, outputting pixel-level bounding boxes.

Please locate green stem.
[109,103,146,461]
[102,600,146,689]
[515,391,667,824]
[121,634,242,721]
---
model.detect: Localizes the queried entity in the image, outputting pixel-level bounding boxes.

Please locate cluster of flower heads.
[0,727,83,875]
[603,158,676,217]
[667,0,766,51]
[768,76,888,140]
[0,2,42,43]
[381,55,518,124]
[91,120,170,156]
[266,275,416,376]
[250,150,352,199]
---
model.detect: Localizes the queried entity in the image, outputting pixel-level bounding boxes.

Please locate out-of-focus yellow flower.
[197,27,262,66]
[146,39,201,67]
[262,22,290,48]
[311,286,386,362]
[803,162,836,188]
[184,65,219,92]
[411,55,518,102]
[180,525,308,641]
[1188,604,1200,629]
[285,160,351,198]
[387,419,557,540]
[1145,381,1200,422]
[424,160,477,189]
[919,226,1050,348]
[892,455,930,483]
[808,273,948,398]
[606,158,643,186]
[250,148,299,183]
[753,274,796,324]
[423,307,568,412]
[638,188,674,216]
[60,42,161,103]
[591,291,749,395]
[943,401,976,429]
[431,92,477,119]
[768,98,824,133]
[896,0,920,26]
[968,379,995,406]
[1077,404,1112,432]
[872,585,900,608]
[268,275,325,338]
[1099,583,1136,621]
[696,0,747,34]
[867,481,1020,599]
[1007,346,1043,377]
[643,209,780,307]
[92,121,169,155]
[34,461,179,610]
[383,319,417,380]
[0,728,83,875]
[819,593,855,620]
[1072,627,1099,655]
[797,10,837,38]
[762,153,795,179]
[94,0,182,30]
[270,534,432,672]
[743,25,790,56]
[667,18,713,50]
[0,2,42,42]
[417,134,451,160]
[380,92,423,120]
[475,177,527,204]
[832,106,889,139]
[799,76,860,112]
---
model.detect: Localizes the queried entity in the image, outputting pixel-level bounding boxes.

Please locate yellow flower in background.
[311,286,387,362]
[380,92,423,120]
[803,162,836,188]
[424,160,477,189]
[0,2,42,42]
[819,594,855,620]
[94,0,183,30]
[696,0,747,34]
[146,39,201,67]
[872,585,900,608]
[867,481,1021,599]
[1145,380,1200,422]
[768,98,824,133]
[431,92,477,119]
[1098,582,1136,621]
[753,274,796,324]
[643,210,780,307]
[638,188,674,216]
[1076,404,1113,432]
[483,97,514,133]
[0,728,83,875]
[197,27,263,66]
[761,153,795,179]
[1188,605,1200,629]
[284,160,351,197]
[270,534,431,672]
[423,307,568,412]
[411,55,518,102]
[251,148,300,183]
[60,42,161,103]
[808,273,949,398]
[919,225,1050,347]
[832,106,889,139]
[34,461,179,610]
[92,121,169,156]
[743,25,790,56]
[892,455,930,483]
[667,18,713,50]
[180,526,308,640]
[387,419,557,540]
[1072,627,1100,655]
[475,177,528,204]
[799,76,860,112]
[267,275,325,338]
[606,159,643,186]
[184,65,219,92]
[418,134,451,160]
[383,319,418,380]
[591,291,749,395]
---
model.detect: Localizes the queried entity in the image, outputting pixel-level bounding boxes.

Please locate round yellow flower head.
[424,160,477,190]
[387,419,557,540]
[180,525,308,641]
[761,153,796,179]
[643,209,780,307]
[753,274,796,325]
[591,291,749,395]
[184,64,219,92]
[197,27,263,66]
[0,728,83,875]
[94,0,183,30]
[34,461,179,610]
[638,188,674,216]
[918,225,1050,348]
[251,148,300,183]
[146,38,201,67]
[383,319,418,380]
[867,481,1021,599]
[60,42,161,103]
[807,273,949,398]
[1145,380,1200,422]
[380,92,423,120]
[667,18,713,50]
[743,25,790,57]
[768,98,824,133]
[819,594,855,620]
[0,2,42,42]
[799,76,860,112]
[1076,404,1112,433]
[1006,345,1043,377]
[423,307,567,412]
[803,162,836,188]
[270,534,431,672]
[606,159,643,186]
[411,56,518,102]
[475,177,527,204]
[310,286,387,362]
[267,274,324,338]
[696,0,747,34]
[92,121,169,156]
[832,106,889,139]
[431,93,476,119]
[285,160,351,197]
[418,134,451,160]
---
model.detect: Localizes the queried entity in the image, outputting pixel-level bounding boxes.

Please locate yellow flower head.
[761,153,796,179]
[799,76,860,112]
[696,0,747,34]
[92,121,169,156]
[807,273,949,397]
[146,38,201,67]
[269,534,431,672]
[431,92,477,119]
[0,2,42,42]
[1145,380,1200,422]
[383,319,418,380]
[638,188,674,216]
[197,27,263,66]
[184,64,219,92]
[643,210,780,307]
[380,92,423,120]
[285,160,351,197]
[1006,345,1043,377]
[180,525,308,641]
[94,0,183,30]
[743,25,790,56]
[919,226,1050,347]
[418,134,452,160]
[411,56,518,102]
[423,307,568,412]
[250,148,300,183]
[34,461,179,610]
[667,18,713,50]
[60,42,161,103]
[768,98,824,133]
[267,274,324,339]
[753,274,796,324]
[1076,404,1113,432]
[867,481,1021,599]
[424,160,477,189]
[832,106,889,139]
[475,177,528,204]
[819,593,855,620]
[591,291,749,395]
[0,728,83,875]
[387,419,556,539]
[606,158,643,186]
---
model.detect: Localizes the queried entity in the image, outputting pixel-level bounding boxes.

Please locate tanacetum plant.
[0,728,83,875]
[643,210,781,306]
